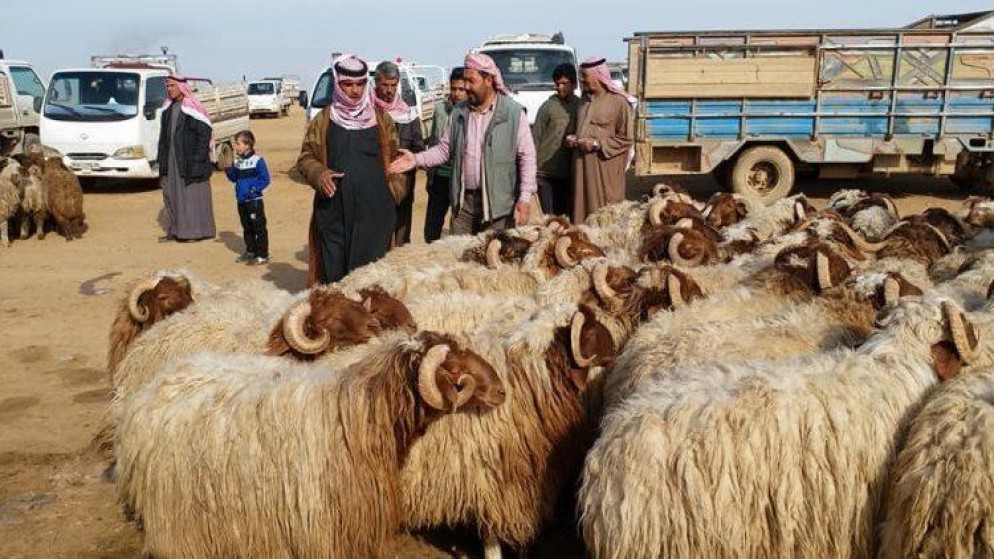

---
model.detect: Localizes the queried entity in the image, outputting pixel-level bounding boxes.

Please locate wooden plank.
[644,55,816,98]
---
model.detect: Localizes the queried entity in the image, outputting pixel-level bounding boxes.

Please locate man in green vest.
[390,52,537,234]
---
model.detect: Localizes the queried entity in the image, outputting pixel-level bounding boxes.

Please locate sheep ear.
[362,297,373,312]
[931,341,963,382]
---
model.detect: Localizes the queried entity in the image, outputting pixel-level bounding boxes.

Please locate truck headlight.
[112,146,145,159]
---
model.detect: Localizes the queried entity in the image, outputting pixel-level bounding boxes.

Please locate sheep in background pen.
[580,296,991,559]
[0,157,21,246]
[879,362,994,558]
[116,330,506,558]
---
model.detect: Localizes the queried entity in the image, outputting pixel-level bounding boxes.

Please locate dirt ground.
[0,105,969,557]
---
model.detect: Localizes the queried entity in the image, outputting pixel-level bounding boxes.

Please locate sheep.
[0,157,22,246]
[843,193,900,241]
[702,192,751,229]
[604,269,924,406]
[579,297,990,559]
[41,157,85,240]
[879,364,994,558]
[519,227,606,281]
[14,163,47,240]
[962,195,994,229]
[400,302,619,556]
[115,330,507,558]
[721,194,814,244]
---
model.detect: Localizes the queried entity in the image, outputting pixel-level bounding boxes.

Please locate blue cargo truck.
[626,11,994,204]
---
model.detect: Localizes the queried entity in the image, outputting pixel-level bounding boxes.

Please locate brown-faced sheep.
[116,330,506,558]
[42,157,85,240]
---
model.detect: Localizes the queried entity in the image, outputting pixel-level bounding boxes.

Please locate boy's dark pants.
[238,199,269,257]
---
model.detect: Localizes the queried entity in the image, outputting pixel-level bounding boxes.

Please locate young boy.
[224,130,271,265]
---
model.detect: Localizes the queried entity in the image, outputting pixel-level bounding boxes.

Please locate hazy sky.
[5,0,992,90]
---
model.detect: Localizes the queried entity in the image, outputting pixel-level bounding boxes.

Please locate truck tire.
[729,145,795,206]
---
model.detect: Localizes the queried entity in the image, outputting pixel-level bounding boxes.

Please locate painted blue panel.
[645,96,994,140]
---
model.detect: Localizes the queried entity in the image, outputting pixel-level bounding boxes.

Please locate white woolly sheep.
[0,157,21,246]
[115,330,506,558]
[580,297,990,559]
[879,363,994,558]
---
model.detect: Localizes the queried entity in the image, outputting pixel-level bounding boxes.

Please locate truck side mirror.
[298,91,309,109]
[33,96,43,113]
[143,104,157,120]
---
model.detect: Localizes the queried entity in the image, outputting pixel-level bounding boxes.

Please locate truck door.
[142,76,167,166]
[8,65,46,139]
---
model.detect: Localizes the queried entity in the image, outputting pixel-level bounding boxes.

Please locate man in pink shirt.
[391,52,536,235]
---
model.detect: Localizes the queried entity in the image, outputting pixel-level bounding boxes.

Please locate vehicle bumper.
[64,156,158,179]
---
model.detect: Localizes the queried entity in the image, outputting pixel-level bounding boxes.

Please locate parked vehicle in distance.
[474,32,579,124]
[627,11,994,203]
[40,64,249,181]
[607,61,628,91]
[247,79,288,118]
[262,75,301,105]
[0,56,47,153]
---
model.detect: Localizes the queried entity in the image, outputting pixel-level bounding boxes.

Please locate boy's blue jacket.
[225,152,270,203]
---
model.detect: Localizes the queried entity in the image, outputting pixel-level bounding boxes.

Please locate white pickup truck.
[0,58,46,152]
[475,33,580,125]
[247,79,289,118]
[40,66,249,180]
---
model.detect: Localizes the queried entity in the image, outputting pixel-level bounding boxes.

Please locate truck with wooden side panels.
[626,11,994,204]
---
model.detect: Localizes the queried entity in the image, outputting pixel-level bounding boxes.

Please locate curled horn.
[570,312,596,368]
[592,263,620,306]
[923,223,953,252]
[668,232,704,267]
[485,239,503,269]
[519,228,541,242]
[816,249,833,292]
[648,199,666,226]
[882,276,901,307]
[794,200,808,221]
[835,221,887,253]
[450,374,477,412]
[667,271,686,309]
[881,196,899,219]
[652,183,669,197]
[282,300,331,356]
[555,236,578,268]
[417,344,450,410]
[544,220,564,233]
[128,276,164,322]
[675,217,694,229]
[879,220,910,239]
[943,301,980,365]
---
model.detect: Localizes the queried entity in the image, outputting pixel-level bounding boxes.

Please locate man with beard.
[390,52,536,234]
[373,60,424,246]
[296,54,405,285]
[567,56,634,223]
[423,67,468,242]
[531,63,580,220]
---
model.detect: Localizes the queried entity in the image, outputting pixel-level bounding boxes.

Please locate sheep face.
[268,289,381,359]
[632,265,704,316]
[414,331,507,412]
[137,276,195,323]
[871,272,924,311]
[666,227,719,267]
[703,193,749,228]
[963,197,994,229]
[462,231,534,268]
[872,299,986,382]
[545,230,605,274]
[920,208,968,246]
[358,286,416,333]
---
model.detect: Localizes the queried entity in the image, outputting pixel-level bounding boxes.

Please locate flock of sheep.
[100,182,994,558]
[0,137,86,246]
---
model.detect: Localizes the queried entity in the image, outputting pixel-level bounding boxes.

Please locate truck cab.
[0,59,47,152]
[475,33,579,125]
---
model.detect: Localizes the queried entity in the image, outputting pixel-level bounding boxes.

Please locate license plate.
[76,161,98,170]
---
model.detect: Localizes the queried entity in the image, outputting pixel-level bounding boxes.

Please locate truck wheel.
[729,146,795,206]
[22,133,40,154]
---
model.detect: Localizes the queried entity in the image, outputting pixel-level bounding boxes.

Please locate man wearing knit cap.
[567,56,634,222]
[390,52,536,234]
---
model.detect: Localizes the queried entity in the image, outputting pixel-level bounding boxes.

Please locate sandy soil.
[0,105,968,557]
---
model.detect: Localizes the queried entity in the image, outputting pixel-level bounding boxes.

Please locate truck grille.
[68,153,108,161]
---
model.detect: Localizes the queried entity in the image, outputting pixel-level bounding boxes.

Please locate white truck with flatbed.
[247,79,288,118]
[40,65,249,180]
[0,58,47,153]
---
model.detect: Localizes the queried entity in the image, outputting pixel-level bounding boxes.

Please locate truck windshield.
[248,82,275,95]
[486,49,576,91]
[44,71,140,121]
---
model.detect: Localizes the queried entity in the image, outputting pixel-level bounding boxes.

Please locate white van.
[475,33,579,125]
[40,67,249,180]
[247,79,287,118]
